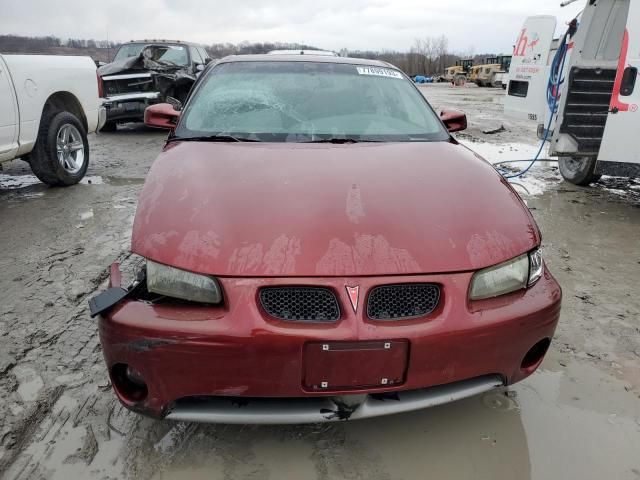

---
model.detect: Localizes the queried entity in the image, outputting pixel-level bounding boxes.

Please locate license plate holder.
[303,340,409,390]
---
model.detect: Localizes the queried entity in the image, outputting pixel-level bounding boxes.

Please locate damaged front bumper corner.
[102,92,162,123]
[89,263,137,318]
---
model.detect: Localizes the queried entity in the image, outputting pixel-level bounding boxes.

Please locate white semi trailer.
[504,0,639,186]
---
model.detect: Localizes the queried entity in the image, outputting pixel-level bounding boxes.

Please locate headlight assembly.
[146,260,222,304]
[470,249,543,300]
[528,248,543,286]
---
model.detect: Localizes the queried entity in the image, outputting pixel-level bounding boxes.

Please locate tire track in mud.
[0,251,133,477]
[0,128,165,479]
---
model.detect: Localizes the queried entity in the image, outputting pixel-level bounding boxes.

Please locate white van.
[504,0,639,185]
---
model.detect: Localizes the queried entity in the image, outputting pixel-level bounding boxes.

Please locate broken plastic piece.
[89,287,129,318]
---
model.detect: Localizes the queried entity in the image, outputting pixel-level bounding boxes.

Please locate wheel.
[30,111,89,186]
[100,120,118,132]
[558,156,601,186]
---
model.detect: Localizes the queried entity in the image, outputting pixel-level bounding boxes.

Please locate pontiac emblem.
[346,286,360,313]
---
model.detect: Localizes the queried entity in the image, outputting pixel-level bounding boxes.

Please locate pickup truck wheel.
[558,156,601,186]
[30,111,89,186]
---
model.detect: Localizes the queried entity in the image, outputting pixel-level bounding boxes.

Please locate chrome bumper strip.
[165,375,504,424]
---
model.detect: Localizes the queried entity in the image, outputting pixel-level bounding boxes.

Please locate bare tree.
[435,35,449,73]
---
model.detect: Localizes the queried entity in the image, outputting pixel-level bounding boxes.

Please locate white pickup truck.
[0,54,105,186]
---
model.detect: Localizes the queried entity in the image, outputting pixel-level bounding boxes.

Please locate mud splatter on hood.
[132,140,540,276]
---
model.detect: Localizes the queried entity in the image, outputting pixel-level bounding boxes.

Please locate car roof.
[216,54,398,70]
[124,40,204,47]
[267,49,338,56]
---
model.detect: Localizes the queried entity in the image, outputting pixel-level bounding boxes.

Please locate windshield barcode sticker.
[356,67,403,79]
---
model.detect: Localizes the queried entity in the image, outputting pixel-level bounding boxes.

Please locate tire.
[100,120,118,132]
[558,156,601,186]
[30,111,89,186]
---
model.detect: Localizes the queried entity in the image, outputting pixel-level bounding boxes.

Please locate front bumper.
[98,267,561,422]
[102,92,161,122]
[166,375,503,424]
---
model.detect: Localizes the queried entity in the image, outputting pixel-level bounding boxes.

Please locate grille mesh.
[367,284,440,320]
[260,287,340,322]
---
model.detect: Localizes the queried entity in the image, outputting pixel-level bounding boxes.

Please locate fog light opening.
[111,363,148,403]
[521,338,551,372]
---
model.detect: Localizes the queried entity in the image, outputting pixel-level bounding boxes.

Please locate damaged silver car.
[98,41,211,131]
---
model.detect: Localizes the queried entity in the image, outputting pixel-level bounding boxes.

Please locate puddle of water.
[7,356,639,480]
[145,358,640,480]
[515,360,640,480]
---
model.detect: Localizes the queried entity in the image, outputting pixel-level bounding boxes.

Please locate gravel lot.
[0,83,639,480]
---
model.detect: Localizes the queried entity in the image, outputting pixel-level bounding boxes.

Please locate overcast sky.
[2,0,583,53]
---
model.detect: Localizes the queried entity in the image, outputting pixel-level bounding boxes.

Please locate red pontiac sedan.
[91,55,561,423]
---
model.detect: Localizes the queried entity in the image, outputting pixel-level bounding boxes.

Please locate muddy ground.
[0,83,639,480]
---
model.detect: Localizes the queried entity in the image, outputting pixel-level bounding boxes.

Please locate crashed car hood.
[98,45,190,76]
[132,141,540,277]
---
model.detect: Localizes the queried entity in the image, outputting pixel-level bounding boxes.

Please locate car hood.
[132,141,539,277]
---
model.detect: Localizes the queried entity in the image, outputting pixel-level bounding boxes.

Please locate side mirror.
[144,103,181,129]
[440,109,467,133]
[196,63,205,72]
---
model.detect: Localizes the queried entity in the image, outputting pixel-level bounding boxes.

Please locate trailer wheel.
[558,156,601,186]
[30,111,89,186]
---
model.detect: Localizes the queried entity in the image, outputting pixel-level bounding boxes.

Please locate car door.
[598,0,640,167]
[189,46,204,75]
[503,16,558,123]
[197,46,210,64]
[0,56,19,161]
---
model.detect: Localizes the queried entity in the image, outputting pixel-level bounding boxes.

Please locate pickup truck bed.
[0,54,105,185]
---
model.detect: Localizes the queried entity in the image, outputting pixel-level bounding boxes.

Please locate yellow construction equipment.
[473,55,512,87]
[441,59,474,85]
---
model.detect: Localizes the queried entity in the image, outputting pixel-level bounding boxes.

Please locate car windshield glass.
[175,61,449,142]
[114,44,189,66]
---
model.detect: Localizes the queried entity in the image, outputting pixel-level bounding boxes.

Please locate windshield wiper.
[170,134,260,143]
[303,138,369,144]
